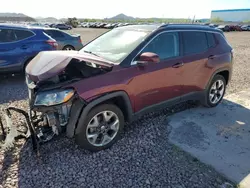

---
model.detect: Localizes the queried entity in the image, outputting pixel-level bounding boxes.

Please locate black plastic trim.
[133,91,204,119]
[66,99,86,138]
[206,67,230,89]
[75,91,133,135]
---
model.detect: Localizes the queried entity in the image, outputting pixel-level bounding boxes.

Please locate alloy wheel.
[209,79,225,104]
[86,111,120,147]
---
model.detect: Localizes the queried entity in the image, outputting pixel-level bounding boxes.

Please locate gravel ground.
[0,28,246,188]
[224,32,250,95]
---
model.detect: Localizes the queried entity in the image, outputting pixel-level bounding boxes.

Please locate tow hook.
[0,107,40,157]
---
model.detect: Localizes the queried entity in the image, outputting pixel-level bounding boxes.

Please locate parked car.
[241,25,250,31]
[81,23,90,28]
[217,25,230,32]
[229,25,242,31]
[43,28,83,50]
[24,24,233,152]
[55,24,72,30]
[49,23,56,28]
[0,24,58,74]
[104,23,113,29]
[104,23,117,29]
[209,24,218,28]
[29,23,49,28]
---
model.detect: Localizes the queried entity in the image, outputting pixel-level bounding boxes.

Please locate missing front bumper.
[0,99,86,155]
[0,107,39,155]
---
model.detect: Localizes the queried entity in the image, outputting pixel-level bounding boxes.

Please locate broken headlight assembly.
[0,89,76,156]
[34,89,75,106]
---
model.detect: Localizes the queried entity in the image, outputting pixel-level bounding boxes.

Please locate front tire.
[75,104,124,152]
[203,75,226,108]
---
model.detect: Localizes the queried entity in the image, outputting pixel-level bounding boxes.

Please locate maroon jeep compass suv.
[24,24,233,151]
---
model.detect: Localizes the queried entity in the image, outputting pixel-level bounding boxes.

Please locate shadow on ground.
[0,74,27,104]
[169,92,250,188]
[0,102,233,188]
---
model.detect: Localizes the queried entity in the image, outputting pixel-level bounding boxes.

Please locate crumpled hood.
[26,50,114,82]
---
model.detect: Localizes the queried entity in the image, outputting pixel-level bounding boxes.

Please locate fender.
[199,67,231,105]
[67,91,133,137]
[205,67,231,90]
[66,98,86,138]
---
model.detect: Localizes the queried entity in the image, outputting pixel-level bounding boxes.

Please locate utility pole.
[192,15,196,24]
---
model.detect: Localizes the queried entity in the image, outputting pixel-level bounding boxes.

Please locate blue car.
[0,24,58,74]
[43,28,83,50]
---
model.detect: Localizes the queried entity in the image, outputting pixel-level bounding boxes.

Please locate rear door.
[0,28,34,70]
[0,28,19,68]
[179,31,214,96]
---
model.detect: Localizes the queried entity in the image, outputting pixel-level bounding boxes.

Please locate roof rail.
[159,23,168,28]
[159,23,216,28]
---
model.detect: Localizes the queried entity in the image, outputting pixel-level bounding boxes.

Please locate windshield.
[80,28,150,63]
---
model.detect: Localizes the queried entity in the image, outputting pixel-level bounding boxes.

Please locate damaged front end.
[0,51,113,155]
[27,86,77,144]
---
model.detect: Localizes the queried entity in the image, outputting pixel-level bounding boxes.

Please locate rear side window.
[142,32,180,60]
[0,29,16,43]
[44,30,65,38]
[14,29,34,40]
[182,31,208,55]
[206,33,216,48]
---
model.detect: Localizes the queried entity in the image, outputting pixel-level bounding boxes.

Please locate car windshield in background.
[80,28,150,63]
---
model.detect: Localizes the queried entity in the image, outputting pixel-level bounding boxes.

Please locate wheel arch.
[206,68,230,89]
[216,70,229,85]
[63,45,75,50]
[22,56,35,72]
[67,91,133,137]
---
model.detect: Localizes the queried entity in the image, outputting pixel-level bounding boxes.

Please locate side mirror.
[136,52,160,66]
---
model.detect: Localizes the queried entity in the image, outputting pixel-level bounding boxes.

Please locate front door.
[127,31,184,112]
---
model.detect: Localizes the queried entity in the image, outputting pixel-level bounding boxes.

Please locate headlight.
[34,89,74,106]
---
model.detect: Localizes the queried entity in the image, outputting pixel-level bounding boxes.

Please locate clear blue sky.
[0,0,250,19]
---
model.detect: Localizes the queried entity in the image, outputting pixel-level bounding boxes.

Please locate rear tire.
[75,104,124,152]
[203,75,226,108]
[62,45,75,51]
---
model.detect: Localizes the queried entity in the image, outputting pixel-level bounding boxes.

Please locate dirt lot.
[223,32,250,94]
[1,28,249,188]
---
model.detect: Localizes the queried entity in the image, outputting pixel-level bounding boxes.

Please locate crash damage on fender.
[0,50,114,155]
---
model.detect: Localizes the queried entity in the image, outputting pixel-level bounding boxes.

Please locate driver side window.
[142,32,180,60]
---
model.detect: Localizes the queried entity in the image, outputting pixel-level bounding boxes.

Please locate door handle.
[172,62,184,68]
[208,55,215,59]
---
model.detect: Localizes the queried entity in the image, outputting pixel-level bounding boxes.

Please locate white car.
[241,25,250,31]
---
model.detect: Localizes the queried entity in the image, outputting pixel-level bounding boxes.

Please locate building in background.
[211,9,250,22]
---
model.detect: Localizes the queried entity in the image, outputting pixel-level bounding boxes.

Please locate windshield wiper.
[83,50,100,57]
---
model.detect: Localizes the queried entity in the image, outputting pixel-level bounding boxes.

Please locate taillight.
[46,39,58,49]
[231,49,234,63]
[78,37,82,44]
[231,49,234,58]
